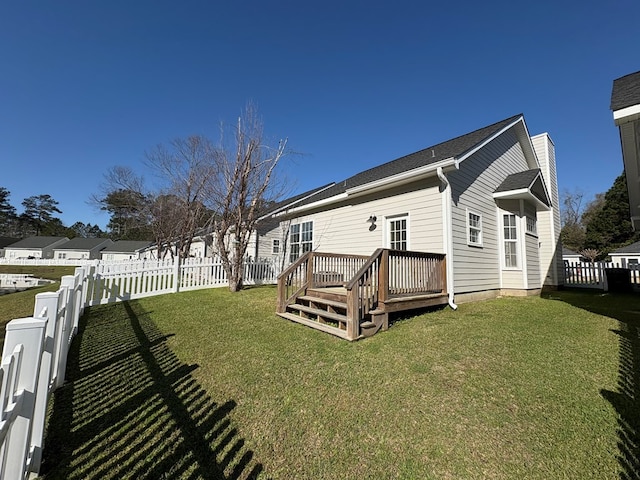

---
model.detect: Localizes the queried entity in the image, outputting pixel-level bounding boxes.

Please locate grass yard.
[37,287,639,479]
[0,266,76,342]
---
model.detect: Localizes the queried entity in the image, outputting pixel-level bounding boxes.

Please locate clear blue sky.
[1,1,638,230]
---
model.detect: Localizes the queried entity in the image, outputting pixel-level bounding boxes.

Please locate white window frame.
[272,239,280,254]
[526,215,537,236]
[467,210,483,247]
[289,220,313,262]
[386,214,409,251]
[57,252,66,259]
[503,213,519,269]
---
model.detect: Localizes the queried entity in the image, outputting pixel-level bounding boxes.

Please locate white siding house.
[53,238,113,260]
[269,114,561,304]
[100,240,152,261]
[610,241,640,266]
[4,236,69,259]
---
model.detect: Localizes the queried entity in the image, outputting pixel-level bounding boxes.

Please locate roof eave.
[613,104,640,125]
[345,158,459,197]
[492,189,551,211]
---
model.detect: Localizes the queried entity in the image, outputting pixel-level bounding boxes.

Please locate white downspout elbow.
[436,167,458,310]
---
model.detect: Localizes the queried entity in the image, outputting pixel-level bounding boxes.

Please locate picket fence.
[563,261,640,290]
[0,257,279,479]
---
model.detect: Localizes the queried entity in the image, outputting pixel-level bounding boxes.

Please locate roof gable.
[493,169,551,208]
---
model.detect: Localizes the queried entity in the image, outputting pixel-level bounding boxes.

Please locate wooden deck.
[276,249,448,341]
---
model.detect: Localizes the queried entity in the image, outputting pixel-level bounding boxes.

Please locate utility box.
[605,268,632,293]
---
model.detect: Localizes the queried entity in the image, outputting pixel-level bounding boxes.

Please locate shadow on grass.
[40,300,264,480]
[547,290,640,480]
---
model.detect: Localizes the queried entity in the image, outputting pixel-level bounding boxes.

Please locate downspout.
[437,167,458,310]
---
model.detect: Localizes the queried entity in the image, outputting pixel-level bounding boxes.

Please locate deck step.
[298,295,347,310]
[288,304,348,323]
[277,312,350,340]
[360,321,376,329]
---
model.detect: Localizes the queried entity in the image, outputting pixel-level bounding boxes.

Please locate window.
[289,221,313,262]
[503,214,518,268]
[526,216,537,236]
[628,259,638,266]
[58,252,66,259]
[467,211,482,246]
[388,215,408,250]
[272,239,280,254]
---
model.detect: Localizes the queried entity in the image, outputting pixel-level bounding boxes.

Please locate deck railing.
[279,249,448,339]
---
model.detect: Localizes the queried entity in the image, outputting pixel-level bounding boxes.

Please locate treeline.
[0,188,106,239]
[561,172,640,259]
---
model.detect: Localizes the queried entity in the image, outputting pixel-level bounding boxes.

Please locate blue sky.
[1,1,638,229]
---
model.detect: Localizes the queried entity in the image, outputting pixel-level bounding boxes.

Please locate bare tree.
[144,136,216,258]
[579,248,600,264]
[209,106,288,292]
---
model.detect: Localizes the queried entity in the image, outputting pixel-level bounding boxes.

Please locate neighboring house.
[101,240,153,261]
[562,247,582,264]
[4,236,70,259]
[611,71,640,230]
[52,238,114,260]
[270,113,562,303]
[0,237,19,258]
[610,240,640,267]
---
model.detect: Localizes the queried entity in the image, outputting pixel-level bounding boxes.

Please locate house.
[101,240,153,261]
[562,247,582,264]
[271,114,562,340]
[611,71,640,230]
[610,240,640,267]
[52,238,113,260]
[4,236,69,259]
[0,237,19,258]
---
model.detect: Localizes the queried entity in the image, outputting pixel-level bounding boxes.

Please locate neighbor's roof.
[0,237,19,249]
[289,114,524,209]
[610,240,640,254]
[562,247,579,256]
[101,240,152,253]
[6,236,68,249]
[611,71,640,111]
[54,238,112,250]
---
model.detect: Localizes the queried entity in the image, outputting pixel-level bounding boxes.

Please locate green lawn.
[0,266,76,342]
[36,287,638,479]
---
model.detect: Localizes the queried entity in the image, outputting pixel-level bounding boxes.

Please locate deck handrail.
[276,251,313,312]
[345,248,385,291]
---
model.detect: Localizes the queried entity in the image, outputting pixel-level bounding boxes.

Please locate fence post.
[173,255,181,293]
[27,292,61,474]
[603,263,609,291]
[55,277,76,388]
[1,317,47,480]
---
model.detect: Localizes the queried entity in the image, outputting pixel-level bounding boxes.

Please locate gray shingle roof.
[494,169,541,193]
[54,238,112,250]
[7,236,68,249]
[291,114,523,209]
[611,240,640,254]
[611,71,640,111]
[101,240,152,253]
[0,237,19,249]
[562,247,579,256]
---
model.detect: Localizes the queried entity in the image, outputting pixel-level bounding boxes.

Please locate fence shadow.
[40,301,265,480]
[547,290,640,479]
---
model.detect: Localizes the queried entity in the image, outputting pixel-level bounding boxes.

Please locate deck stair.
[276,249,449,341]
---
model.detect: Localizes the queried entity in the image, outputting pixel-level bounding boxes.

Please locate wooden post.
[441,257,447,294]
[346,287,359,340]
[306,253,315,289]
[379,249,389,302]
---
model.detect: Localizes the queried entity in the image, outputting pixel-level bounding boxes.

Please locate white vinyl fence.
[0,256,278,479]
[563,261,640,290]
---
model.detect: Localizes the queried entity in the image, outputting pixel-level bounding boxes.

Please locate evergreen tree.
[584,173,640,253]
[0,187,17,236]
[21,194,63,236]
